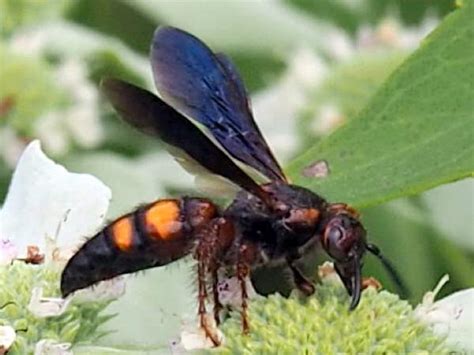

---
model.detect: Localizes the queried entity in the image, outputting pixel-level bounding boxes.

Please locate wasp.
[61,26,406,345]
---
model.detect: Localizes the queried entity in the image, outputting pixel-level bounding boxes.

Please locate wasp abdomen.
[60,197,218,297]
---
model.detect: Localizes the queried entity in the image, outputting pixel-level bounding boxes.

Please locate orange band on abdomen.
[145,200,181,240]
[111,216,134,251]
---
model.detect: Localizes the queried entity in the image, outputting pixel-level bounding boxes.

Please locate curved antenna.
[366,243,410,298]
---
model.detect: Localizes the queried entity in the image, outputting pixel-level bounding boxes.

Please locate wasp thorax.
[283,207,321,233]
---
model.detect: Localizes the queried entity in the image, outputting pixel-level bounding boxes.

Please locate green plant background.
[0,0,472,352]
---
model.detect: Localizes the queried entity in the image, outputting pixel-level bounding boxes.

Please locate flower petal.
[252,47,326,162]
[28,287,71,318]
[174,314,223,351]
[0,140,111,258]
[432,288,474,351]
[217,276,256,309]
[415,275,474,351]
[0,325,16,351]
[0,239,18,266]
[72,276,126,303]
[34,339,72,355]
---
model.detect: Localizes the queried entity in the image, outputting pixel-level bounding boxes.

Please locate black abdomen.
[60,198,218,297]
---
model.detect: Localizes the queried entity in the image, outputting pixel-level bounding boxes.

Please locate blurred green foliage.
[0,46,67,134]
[287,0,456,31]
[68,0,157,54]
[0,0,72,36]
[298,52,407,147]
[0,0,472,352]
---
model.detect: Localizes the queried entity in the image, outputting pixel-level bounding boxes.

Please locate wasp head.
[320,203,408,310]
[321,204,367,310]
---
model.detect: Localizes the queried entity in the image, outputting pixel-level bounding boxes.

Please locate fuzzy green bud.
[0,261,114,354]
[212,279,452,354]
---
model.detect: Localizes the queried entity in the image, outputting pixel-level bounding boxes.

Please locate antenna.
[366,243,410,299]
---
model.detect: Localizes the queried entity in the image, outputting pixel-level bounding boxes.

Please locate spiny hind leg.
[204,218,234,328]
[210,263,222,325]
[194,219,233,346]
[195,254,220,346]
[236,242,259,335]
[236,260,250,334]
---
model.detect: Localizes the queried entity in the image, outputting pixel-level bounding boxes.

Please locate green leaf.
[288,1,474,208]
[361,199,474,302]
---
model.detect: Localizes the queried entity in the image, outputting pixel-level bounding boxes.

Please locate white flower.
[0,140,111,259]
[253,16,438,162]
[33,112,70,156]
[0,325,16,353]
[0,140,129,316]
[324,28,354,61]
[8,31,103,157]
[0,127,27,168]
[0,239,18,266]
[318,261,342,284]
[217,276,257,309]
[169,275,256,353]
[33,59,103,156]
[72,276,126,303]
[9,31,47,56]
[28,287,71,318]
[170,314,224,352]
[34,339,72,355]
[310,104,345,136]
[355,17,437,52]
[56,59,103,148]
[9,29,104,156]
[306,16,439,140]
[415,275,474,351]
[252,47,327,162]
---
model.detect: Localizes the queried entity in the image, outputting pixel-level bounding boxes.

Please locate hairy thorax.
[223,182,328,266]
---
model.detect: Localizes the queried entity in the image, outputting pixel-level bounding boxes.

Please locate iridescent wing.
[150,26,286,182]
[214,52,251,112]
[102,78,269,203]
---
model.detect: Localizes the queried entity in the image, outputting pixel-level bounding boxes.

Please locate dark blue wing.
[214,52,251,112]
[101,78,269,203]
[150,26,286,182]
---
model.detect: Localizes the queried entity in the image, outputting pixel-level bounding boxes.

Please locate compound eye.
[325,225,347,260]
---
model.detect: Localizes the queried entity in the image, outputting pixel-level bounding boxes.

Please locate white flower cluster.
[33,59,103,156]
[253,16,438,156]
[0,33,104,166]
[0,141,125,353]
[0,141,111,259]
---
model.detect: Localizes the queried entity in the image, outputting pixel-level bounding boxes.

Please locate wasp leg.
[194,218,235,346]
[195,243,220,346]
[289,264,315,297]
[237,242,259,334]
[210,263,222,325]
[208,217,235,327]
[236,260,250,334]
